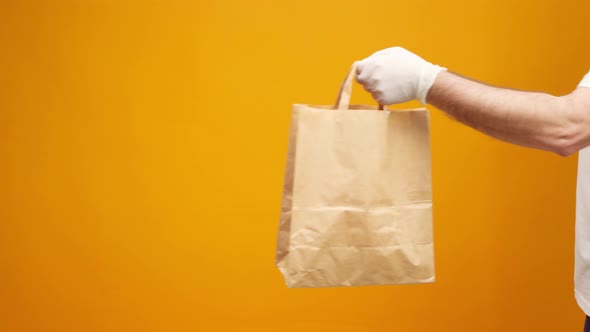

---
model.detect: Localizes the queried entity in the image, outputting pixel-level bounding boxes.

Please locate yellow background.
[1,0,589,331]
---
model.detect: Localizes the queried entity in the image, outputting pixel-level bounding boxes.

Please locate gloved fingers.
[356,61,370,84]
[356,63,379,90]
[356,50,387,79]
[371,90,388,105]
[365,75,379,92]
[355,59,366,75]
[356,59,376,88]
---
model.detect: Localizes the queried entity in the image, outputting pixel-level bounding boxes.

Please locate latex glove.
[356,47,446,105]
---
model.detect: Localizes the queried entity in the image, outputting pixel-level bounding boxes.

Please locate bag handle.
[335,61,386,111]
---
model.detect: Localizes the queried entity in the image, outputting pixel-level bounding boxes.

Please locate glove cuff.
[417,64,447,105]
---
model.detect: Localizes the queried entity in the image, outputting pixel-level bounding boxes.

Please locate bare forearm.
[427,71,582,155]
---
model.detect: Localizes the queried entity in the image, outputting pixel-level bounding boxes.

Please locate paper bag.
[276,62,434,288]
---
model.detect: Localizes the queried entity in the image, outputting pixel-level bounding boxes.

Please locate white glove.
[356,47,446,105]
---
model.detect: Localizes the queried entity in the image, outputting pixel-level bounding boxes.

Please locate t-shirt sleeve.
[579,70,590,88]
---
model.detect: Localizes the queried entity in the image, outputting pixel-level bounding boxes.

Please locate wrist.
[424,69,451,105]
[418,64,447,105]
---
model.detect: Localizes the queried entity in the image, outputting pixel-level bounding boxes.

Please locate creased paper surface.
[276,103,434,288]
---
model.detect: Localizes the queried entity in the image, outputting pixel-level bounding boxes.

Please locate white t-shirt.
[575,76,590,315]
[576,147,590,316]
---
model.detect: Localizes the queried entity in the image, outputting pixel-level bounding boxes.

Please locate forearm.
[357,46,590,155]
[426,71,581,156]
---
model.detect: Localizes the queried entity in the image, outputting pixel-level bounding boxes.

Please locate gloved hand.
[356,47,446,105]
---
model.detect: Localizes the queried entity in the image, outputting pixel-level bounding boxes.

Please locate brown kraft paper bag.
[276,62,434,288]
